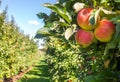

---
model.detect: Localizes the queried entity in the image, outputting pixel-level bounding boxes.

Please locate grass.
[18,54,51,82]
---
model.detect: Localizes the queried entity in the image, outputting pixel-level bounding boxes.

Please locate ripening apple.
[94,19,115,42]
[75,29,94,48]
[68,80,72,82]
[104,59,111,68]
[77,8,93,30]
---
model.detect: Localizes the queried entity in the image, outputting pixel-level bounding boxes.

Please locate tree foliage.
[36,0,120,82]
[0,7,39,80]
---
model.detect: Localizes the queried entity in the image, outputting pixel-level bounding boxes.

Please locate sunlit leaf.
[43,3,72,24]
[94,9,100,24]
[89,9,100,25]
[59,18,69,27]
[37,28,51,35]
[65,27,75,40]
[35,28,52,38]
[73,2,85,12]
[100,8,116,14]
[100,0,109,4]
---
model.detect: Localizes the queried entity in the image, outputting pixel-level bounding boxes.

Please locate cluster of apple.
[75,8,115,48]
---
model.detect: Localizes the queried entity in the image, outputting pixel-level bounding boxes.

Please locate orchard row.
[0,8,39,80]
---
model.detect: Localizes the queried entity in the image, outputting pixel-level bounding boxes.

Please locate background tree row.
[0,7,39,80]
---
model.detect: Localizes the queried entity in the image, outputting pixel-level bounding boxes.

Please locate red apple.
[75,29,94,48]
[68,80,72,82]
[94,19,115,42]
[77,8,93,30]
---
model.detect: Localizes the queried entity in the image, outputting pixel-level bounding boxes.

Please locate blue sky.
[1,0,56,38]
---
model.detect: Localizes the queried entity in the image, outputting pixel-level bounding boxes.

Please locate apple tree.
[35,0,120,82]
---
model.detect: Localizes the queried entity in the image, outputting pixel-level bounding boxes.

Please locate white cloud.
[0,10,2,13]
[28,20,39,26]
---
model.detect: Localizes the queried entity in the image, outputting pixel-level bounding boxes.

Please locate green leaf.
[59,0,66,4]
[95,70,118,81]
[89,15,95,25]
[59,18,69,26]
[43,3,72,24]
[110,15,120,23]
[114,0,120,3]
[37,12,48,19]
[111,58,117,69]
[100,0,109,4]
[37,28,51,35]
[65,27,75,40]
[89,9,100,25]
[34,33,50,38]
[118,36,120,51]
[100,8,116,15]
[93,0,97,7]
[34,28,52,38]
[94,9,100,24]
[83,75,97,82]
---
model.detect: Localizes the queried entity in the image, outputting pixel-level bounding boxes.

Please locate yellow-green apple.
[75,29,94,48]
[77,8,93,30]
[94,19,115,42]
[104,59,111,68]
